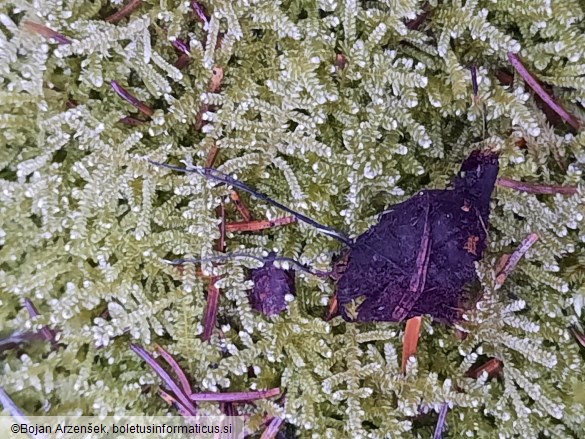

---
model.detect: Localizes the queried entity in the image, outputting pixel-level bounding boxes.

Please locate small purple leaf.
[250,260,295,316]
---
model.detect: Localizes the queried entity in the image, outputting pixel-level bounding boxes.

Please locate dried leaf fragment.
[337,150,499,323]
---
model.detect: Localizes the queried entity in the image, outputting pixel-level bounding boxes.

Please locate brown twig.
[401,316,422,373]
[159,389,194,417]
[334,54,348,72]
[495,233,539,287]
[225,216,297,233]
[393,195,431,321]
[22,21,71,44]
[130,344,198,415]
[110,81,154,117]
[105,0,142,24]
[190,388,281,402]
[216,204,226,252]
[0,332,46,353]
[507,52,581,130]
[202,279,220,342]
[497,178,578,196]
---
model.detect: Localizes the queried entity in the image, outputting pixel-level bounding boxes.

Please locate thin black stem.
[166,253,332,277]
[148,160,353,247]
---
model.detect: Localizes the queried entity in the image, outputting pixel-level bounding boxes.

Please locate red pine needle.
[130,344,197,415]
[190,387,281,402]
[466,358,504,379]
[401,316,422,373]
[191,1,210,26]
[202,277,220,342]
[175,53,191,70]
[230,191,253,221]
[159,389,195,417]
[570,326,585,349]
[195,66,224,129]
[154,344,193,397]
[200,144,226,342]
[105,0,143,24]
[22,21,71,44]
[110,81,154,117]
[171,39,190,56]
[495,233,539,287]
[497,178,578,195]
[205,144,221,168]
[325,294,339,321]
[119,116,147,126]
[0,387,45,438]
[432,402,449,439]
[225,216,297,233]
[507,52,581,130]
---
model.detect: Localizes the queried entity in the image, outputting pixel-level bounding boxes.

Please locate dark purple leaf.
[337,149,499,323]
